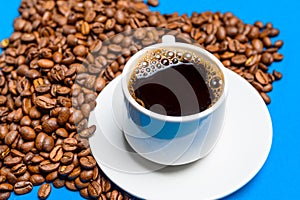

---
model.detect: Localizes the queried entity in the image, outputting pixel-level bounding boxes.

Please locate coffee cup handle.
[162,35,176,44]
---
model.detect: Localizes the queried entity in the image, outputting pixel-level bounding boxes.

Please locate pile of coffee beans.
[0,0,283,199]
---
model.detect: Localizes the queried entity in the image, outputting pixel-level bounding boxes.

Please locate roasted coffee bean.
[36,96,57,109]
[53,178,65,188]
[79,125,96,138]
[261,52,273,65]
[65,180,77,191]
[62,138,77,151]
[106,190,123,200]
[57,107,70,125]
[80,156,96,170]
[11,163,27,176]
[30,174,45,186]
[273,70,282,80]
[58,164,74,176]
[49,145,63,162]
[20,126,36,141]
[36,132,55,152]
[0,183,13,191]
[6,172,18,185]
[80,187,89,199]
[42,118,58,134]
[4,156,22,167]
[68,167,81,180]
[231,54,247,65]
[14,181,33,195]
[45,171,58,182]
[0,145,10,159]
[255,69,269,85]
[88,181,102,198]
[0,191,10,200]
[39,160,60,173]
[74,177,89,189]
[38,183,51,200]
[61,152,74,165]
[80,169,94,183]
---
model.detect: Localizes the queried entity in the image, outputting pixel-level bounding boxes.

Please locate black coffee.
[128,48,224,116]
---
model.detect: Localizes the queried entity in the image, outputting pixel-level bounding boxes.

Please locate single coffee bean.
[68,167,81,180]
[87,181,102,198]
[61,152,74,165]
[0,145,10,159]
[62,138,77,151]
[45,171,58,182]
[30,174,45,186]
[53,178,65,188]
[11,163,27,176]
[49,145,63,162]
[14,181,33,195]
[39,160,60,173]
[20,126,36,141]
[36,96,57,109]
[58,164,74,176]
[261,52,273,65]
[75,177,89,189]
[255,69,269,85]
[231,54,247,65]
[80,156,96,170]
[80,170,94,183]
[38,183,51,199]
[65,180,77,191]
[0,183,13,191]
[42,118,58,134]
[6,172,18,185]
[37,59,54,69]
[0,191,10,200]
[79,125,96,138]
[80,187,89,199]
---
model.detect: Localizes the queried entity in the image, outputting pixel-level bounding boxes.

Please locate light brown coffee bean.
[20,126,36,141]
[0,183,13,191]
[261,52,273,65]
[255,70,269,85]
[37,59,54,69]
[231,54,247,65]
[49,145,63,162]
[88,181,102,198]
[80,156,96,170]
[80,170,94,183]
[42,118,58,134]
[14,181,33,195]
[36,96,57,109]
[0,192,10,200]
[11,163,27,176]
[30,174,45,186]
[53,178,65,188]
[79,125,96,138]
[58,164,74,176]
[38,183,51,199]
[45,171,58,182]
[39,160,60,173]
[62,138,77,151]
[65,180,77,191]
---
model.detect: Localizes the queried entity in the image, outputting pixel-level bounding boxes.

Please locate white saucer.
[88,69,272,200]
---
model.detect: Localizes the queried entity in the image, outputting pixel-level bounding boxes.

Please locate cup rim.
[121,39,229,122]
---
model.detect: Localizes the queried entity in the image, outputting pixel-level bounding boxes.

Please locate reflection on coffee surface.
[128,48,224,116]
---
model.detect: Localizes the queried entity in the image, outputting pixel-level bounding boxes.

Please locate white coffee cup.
[120,35,228,165]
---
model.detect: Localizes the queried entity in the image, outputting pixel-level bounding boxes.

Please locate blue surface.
[1,0,299,199]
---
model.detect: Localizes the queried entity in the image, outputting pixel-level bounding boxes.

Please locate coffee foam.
[128,47,224,107]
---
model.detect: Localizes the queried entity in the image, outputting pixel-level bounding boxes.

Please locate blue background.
[1,0,299,199]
